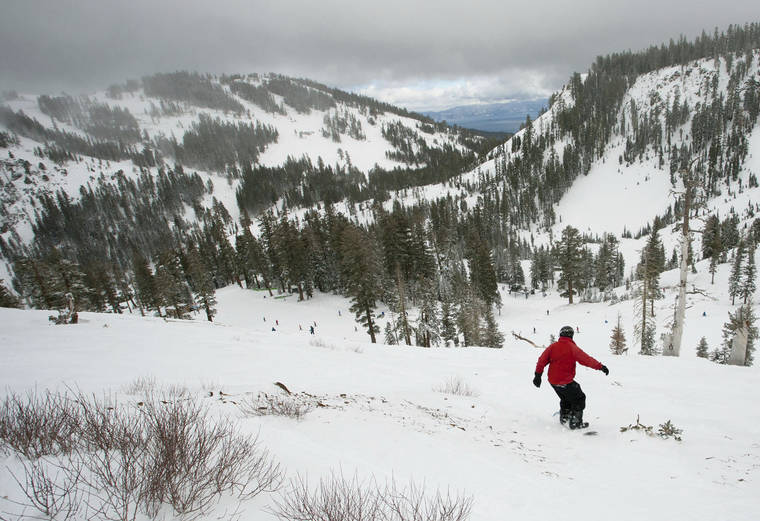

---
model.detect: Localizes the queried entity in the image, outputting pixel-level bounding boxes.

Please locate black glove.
[533,373,542,387]
[601,365,609,376]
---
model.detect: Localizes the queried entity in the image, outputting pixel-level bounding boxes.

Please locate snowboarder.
[533,325,609,429]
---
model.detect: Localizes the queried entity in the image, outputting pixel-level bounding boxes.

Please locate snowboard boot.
[569,410,589,430]
[559,408,571,426]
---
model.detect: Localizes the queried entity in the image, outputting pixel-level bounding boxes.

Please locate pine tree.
[703,215,723,285]
[0,282,22,308]
[634,276,656,355]
[701,215,722,259]
[340,225,382,343]
[640,227,665,311]
[13,258,56,309]
[279,216,310,300]
[48,254,89,315]
[456,290,482,347]
[384,322,398,345]
[481,306,505,348]
[595,234,624,291]
[709,346,730,364]
[557,226,584,304]
[696,337,709,358]
[85,262,121,313]
[393,264,413,345]
[155,250,194,319]
[414,277,440,347]
[467,233,500,307]
[609,313,627,355]
[440,296,458,347]
[259,210,285,292]
[132,252,159,316]
[740,242,756,305]
[728,239,745,305]
[183,243,217,322]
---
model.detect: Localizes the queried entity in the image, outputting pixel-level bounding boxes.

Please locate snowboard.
[553,411,597,435]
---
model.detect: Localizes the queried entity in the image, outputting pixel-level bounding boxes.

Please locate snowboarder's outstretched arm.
[572,344,608,374]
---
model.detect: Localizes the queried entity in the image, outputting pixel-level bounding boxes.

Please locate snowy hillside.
[0,73,478,255]
[1,249,758,521]
[467,51,760,241]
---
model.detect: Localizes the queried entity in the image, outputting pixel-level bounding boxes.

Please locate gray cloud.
[1,1,758,109]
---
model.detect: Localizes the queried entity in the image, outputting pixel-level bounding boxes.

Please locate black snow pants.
[551,381,586,415]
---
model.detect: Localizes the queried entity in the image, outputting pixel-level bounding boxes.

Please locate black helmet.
[559,325,574,338]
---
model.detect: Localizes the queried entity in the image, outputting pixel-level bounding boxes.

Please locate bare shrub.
[0,389,80,459]
[122,376,157,396]
[239,393,313,420]
[433,377,477,397]
[272,472,384,521]
[80,438,148,521]
[620,415,683,441]
[272,472,473,521]
[5,456,84,521]
[1,388,283,521]
[382,481,473,521]
[76,392,148,453]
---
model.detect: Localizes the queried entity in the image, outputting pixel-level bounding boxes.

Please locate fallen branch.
[687,286,718,301]
[511,332,543,349]
[274,382,292,395]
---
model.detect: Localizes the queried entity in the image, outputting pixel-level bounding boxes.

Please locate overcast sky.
[1,1,757,111]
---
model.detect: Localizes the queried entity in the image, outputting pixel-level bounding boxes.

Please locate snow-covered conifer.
[696,337,709,358]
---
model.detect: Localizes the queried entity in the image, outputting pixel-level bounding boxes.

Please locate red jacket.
[535,336,603,385]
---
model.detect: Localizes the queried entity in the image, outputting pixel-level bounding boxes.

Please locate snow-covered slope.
[0,74,475,253]
[1,249,758,521]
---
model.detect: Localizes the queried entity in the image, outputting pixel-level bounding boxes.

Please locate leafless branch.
[511,331,543,349]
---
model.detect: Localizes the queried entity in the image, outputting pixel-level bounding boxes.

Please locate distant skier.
[533,326,609,430]
[309,325,315,335]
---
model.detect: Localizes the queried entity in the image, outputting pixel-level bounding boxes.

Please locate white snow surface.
[554,143,674,236]
[2,253,759,521]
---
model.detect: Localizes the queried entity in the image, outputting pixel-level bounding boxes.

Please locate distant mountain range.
[423,99,548,133]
